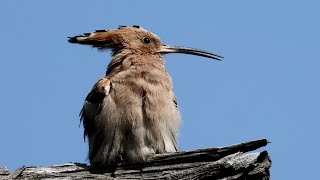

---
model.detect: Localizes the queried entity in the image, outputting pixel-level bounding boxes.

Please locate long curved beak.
[158,45,223,61]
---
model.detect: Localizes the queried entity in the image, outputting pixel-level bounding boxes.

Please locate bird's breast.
[108,65,177,116]
[100,65,181,154]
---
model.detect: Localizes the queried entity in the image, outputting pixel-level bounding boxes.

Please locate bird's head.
[68,25,223,60]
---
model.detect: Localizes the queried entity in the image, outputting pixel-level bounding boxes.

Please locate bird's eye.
[143,37,151,44]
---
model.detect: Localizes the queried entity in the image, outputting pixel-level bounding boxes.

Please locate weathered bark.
[0,167,9,177]
[1,139,271,180]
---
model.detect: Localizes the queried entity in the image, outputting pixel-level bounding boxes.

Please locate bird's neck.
[105,50,173,92]
[106,50,166,77]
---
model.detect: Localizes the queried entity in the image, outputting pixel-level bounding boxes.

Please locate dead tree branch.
[1,139,271,180]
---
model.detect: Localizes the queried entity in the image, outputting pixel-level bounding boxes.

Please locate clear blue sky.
[1,1,319,179]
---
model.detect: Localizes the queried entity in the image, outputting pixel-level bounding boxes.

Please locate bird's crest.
[68,25,164,55]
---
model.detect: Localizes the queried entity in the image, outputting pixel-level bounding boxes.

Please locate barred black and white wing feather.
[80,77,111,138]
[80,77,112,165]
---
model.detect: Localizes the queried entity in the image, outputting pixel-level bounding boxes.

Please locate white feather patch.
[104,84,110,96]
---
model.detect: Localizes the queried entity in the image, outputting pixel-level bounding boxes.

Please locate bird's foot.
[115,154,124,166]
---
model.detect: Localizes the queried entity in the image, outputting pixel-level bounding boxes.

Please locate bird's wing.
[80,77,111,140]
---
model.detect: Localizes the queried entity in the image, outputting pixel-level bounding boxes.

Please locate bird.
[68,25,223,167]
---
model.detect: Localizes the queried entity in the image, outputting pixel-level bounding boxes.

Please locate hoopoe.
[68,25,223,167]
